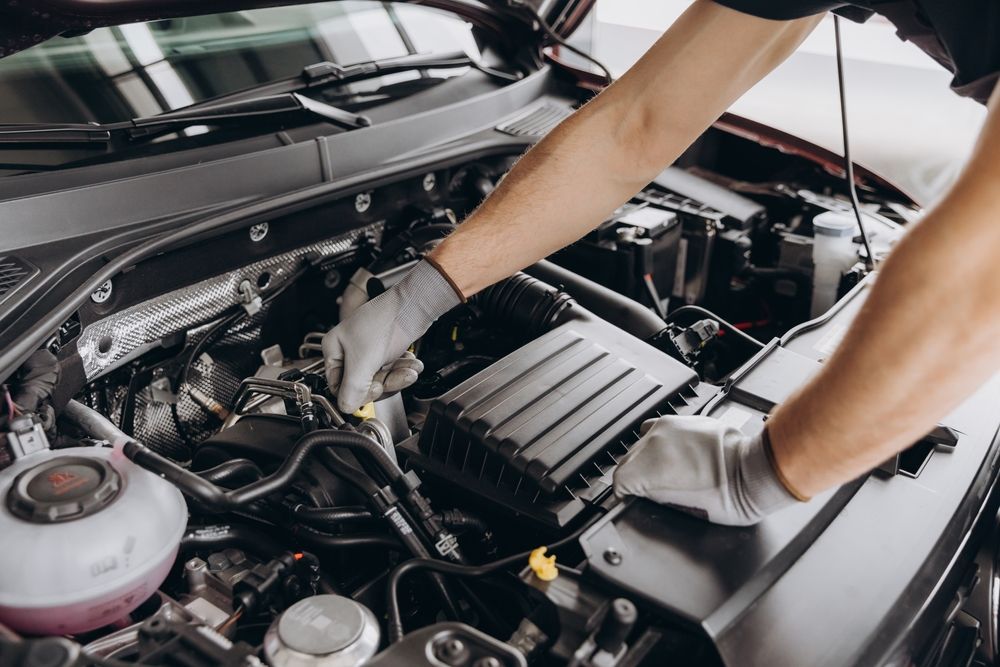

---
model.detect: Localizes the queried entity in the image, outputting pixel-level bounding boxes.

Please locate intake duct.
[401,273,704,527]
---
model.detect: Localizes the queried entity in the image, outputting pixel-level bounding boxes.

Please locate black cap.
[6,456,121,523]
[595,598,638,654]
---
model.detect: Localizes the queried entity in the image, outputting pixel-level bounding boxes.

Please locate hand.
[612,415,801,526]
[323,259,462,413]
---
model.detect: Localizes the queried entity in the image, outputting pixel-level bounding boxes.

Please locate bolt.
[422,172,437,191]
[434,638,468,665]
[474,658,502,667]
[90,280,113,304]
[355,191,372,213]
[603,548,623,566]
[248,222,269,242]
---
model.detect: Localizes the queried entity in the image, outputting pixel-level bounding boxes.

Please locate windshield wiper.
[0,93,371,147]
[188,51,521,109]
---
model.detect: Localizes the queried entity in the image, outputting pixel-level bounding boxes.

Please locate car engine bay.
[2,125,996,667]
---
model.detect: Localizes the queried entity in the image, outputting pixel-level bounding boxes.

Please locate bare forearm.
[429,94,664,296]
[430,2,821,297]
[770,90,1000,496]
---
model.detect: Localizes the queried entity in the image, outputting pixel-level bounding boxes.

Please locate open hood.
[0,0,593,60]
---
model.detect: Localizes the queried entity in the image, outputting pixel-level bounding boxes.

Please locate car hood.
[0,0,592,59]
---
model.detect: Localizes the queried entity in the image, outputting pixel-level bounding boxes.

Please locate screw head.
[355,191,373,213]
[434,638,468,665]
[475,658,502,667]
[603,548,623,566]
[422,172,437,191]
[248,222,269,242]
[90,280,113,304]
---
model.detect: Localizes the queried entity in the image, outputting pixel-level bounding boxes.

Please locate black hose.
[523,260,669,339]
[196,458,264,486]
[441,509,491,535]
[292,505,375,526]
[664,304,765,349]
[317,448,463,621]
[180,523,285,557]
[386,514,600,643]
[124,429,397,513]
[474,272,577,338]
[292,525,401,551]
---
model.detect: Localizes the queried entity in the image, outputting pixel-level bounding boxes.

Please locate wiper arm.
[0,93,371,146]
[187,51,520,108]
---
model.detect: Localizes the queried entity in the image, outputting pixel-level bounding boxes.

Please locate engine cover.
[402,313,702,527]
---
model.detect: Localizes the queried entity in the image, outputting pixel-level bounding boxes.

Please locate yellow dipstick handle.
[353,402,376,420]
[529,547,558,581]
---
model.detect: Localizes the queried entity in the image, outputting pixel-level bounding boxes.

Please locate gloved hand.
[323,259,463,413]
[613,415,803,526]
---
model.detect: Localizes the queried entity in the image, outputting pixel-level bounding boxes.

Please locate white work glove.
[613,416,801,526]
[339,266,376,321]
[323,259,462,413]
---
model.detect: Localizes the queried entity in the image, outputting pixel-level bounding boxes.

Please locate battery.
[550,198,682,312]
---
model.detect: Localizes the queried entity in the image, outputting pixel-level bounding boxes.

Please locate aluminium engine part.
[263,595,380,667]
[227,376,344,429]
[0,445,187,635]
[77,223,382,380]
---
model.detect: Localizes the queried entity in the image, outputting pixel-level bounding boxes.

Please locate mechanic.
[322,0,1000,526]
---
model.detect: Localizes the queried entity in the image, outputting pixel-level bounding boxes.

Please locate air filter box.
[401,314,702,527]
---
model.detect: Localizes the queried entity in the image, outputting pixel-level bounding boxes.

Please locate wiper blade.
[0,93,371,147]
[190,51,520,108]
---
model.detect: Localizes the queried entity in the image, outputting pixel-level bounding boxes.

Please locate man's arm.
[769,86,1000,498]
[430,1,821,296]
[324,1,822,412]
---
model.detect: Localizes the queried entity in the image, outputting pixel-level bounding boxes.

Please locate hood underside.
[0,0,584,59]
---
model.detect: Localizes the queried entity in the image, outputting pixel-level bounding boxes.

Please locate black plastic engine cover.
[402,313,702,527]
[578,277,1000,666]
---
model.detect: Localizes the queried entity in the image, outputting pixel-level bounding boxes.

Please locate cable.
[833,15,877,271]
[385,513,600,643]
[664,304,765,349]
[513,1,613,86]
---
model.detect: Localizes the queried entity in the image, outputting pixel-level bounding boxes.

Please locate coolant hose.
[124,428,404,513]
[196,458,264,486]
[293,505,375,526]
[63,399,128,442]
[181,523,285,557]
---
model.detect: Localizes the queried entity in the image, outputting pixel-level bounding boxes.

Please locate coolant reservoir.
[811,211,860,318]
[0,444,186,634]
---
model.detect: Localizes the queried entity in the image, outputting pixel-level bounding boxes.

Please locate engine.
[0,150,910,666]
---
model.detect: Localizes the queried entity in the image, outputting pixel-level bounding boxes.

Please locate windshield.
[0,2,481,124]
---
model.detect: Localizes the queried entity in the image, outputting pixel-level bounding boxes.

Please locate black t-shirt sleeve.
[712,0,873,23]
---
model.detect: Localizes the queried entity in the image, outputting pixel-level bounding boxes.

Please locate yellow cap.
[352,402,376,420]
[528,547,558,582]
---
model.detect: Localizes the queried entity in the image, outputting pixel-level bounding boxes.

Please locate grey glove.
[339,266,376,321]
[613,415,800,526]
[323,259,462,413]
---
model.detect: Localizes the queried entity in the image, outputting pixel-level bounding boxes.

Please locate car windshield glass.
[0,1,481,125]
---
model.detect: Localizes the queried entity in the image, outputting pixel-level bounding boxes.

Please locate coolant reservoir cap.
[6,455,121,523]
[813,211,859,238]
